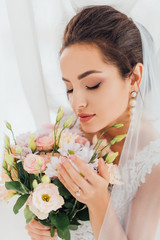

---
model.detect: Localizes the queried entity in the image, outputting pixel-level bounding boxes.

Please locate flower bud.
[110,134,127,145]
[28,136,36,152]
[2,160,7,169]
[56,110,64,122]
[63,116,73,128]
[5,121,12,131]
[16,146,22,155]
[32,179,38,189]
[36,157,43,167]
[5,153,14,166]
[5,135,10,151]
[113,134,127,143]
[68,150,75,155]
[105,152,119,164]
[113,123,124,128]
[41,175,51,184]
[110,139,116,145]
[57,107,62,114]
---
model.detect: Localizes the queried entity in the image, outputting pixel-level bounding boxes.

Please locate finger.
[25,226,51,237]
[31,237,57,240]
[60,158,90,191]
[28,231,53,240]
[98,158,110,183]
[27,219,50,230]
[58,172,81,199]
[70,155,99,185]
[57,163,81,192]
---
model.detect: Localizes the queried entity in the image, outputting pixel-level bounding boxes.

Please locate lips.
[78,113,96,123]
[78,113,96,118]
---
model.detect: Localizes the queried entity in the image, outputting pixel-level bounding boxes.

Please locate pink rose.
[23,154,45,174]
[75,136,88,145]
[35,136,54,151]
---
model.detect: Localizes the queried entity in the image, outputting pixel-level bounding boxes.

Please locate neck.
[82,108,131,165]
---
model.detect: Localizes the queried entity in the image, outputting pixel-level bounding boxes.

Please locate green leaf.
[13,194,30,214]
[68,225,78,231]
[5,181,29,194]
[57,227,70,240]
[50,212,69,231]
[56,213,69,231]
[24,205,35,223]
[50,227,55,237]
[70,219,81,226]
[16,162,30,185]
[38,219,52,227]
[49,214,57,227]
[63,202,73,209]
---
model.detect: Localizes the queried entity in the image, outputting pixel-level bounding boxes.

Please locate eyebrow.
[62,70,102,82]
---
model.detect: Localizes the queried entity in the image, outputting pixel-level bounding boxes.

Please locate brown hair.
[60,5,143,79]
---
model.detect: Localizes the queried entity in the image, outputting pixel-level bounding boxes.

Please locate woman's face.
[60,43,131,133]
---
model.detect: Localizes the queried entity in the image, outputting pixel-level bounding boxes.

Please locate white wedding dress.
[59,137,160,240]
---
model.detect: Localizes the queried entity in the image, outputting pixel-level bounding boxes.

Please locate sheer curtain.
[0,0,160,239]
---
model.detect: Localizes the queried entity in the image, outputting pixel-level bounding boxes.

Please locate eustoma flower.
[27,183,64,220]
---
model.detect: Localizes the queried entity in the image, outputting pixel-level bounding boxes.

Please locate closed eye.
[67,82,101,94]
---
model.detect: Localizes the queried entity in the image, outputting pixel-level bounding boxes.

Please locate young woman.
[25,5,160,240]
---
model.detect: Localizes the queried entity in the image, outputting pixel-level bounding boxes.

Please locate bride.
[25,5,160,240]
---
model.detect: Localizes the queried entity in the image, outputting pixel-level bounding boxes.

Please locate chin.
[80,123,102,134]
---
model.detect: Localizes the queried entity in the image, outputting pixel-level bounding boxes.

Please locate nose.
[70,90,88,113]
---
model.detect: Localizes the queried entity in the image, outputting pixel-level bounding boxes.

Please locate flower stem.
[97,143,112,158]
[40,166,42,180]
[93,126,113,150]
[57,127,65,147]
[70,199,78,219]
[11,129,17,145]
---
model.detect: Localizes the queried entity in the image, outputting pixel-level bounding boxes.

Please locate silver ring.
[75,188,81,196]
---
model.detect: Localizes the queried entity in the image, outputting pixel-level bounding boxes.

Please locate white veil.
[98,21,160,240]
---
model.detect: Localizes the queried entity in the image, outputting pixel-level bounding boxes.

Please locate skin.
[25,43,143,240]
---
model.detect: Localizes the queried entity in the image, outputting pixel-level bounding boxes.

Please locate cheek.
[96,83,129,118]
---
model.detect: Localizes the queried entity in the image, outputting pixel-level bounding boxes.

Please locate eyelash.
[67,82,101,94]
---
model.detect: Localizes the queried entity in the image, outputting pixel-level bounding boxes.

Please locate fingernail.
[44,226,50,229]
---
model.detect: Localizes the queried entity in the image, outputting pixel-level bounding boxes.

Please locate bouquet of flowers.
[0,107,126,240]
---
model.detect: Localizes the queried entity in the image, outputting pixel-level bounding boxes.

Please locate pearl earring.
[129,91,137,120]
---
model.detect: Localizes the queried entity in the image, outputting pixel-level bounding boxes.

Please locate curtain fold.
[0,1,160,240]
[5,0,50,128]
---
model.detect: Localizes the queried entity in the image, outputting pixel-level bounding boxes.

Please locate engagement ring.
[75,188,81,196]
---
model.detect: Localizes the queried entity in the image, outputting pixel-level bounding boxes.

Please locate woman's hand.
[25,219,57,240]
[57,155,110,211]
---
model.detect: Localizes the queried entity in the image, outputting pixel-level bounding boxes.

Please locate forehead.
[60,43,107,73]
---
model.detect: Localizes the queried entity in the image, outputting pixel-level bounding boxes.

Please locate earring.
[129,91,137,114]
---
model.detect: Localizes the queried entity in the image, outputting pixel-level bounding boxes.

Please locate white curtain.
[0,0,160,239]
